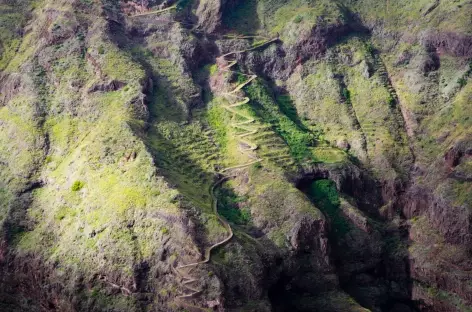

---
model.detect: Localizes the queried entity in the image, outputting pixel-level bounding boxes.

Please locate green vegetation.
[249,170,324,247]
[207,62,297,170]
[71,180,85,191]
[206,103,229,150]
[287,58,365,164]
[101,43,145,87]
[145,120,222,215]
[222,0,260,33]
[457,77,467,87]
[307,180,349,236]
[293,14,303,23]
[287,35,413,179]
[206,64,218,76]
[340,38,412,180]
[456,62,471,88]
[0,94,45,192]
[342,87,351,103]
[276,94,308,130]
[365,42,375,55]
[312,147,348,163]
[1,0,470,309]
[245,79,315,160]
[0,1,37,70]
[0,3,197,309]
[216,186,251,225]
[223,0,346,42]
[344,0,472,34]
[54,206,77,221]
[263,0,346,44]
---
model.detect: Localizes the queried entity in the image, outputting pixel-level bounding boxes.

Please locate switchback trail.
[174,36,278,306]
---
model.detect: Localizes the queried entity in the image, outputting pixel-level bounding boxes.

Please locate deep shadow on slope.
[295,175,418,312]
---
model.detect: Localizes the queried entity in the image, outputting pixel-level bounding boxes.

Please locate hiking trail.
[174,36,278,308]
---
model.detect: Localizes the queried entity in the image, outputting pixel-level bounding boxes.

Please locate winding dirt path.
[130,4,177,17]
[175,177,232,299]
[175,37,278,303]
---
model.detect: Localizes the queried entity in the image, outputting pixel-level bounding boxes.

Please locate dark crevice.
[295,176,417,312]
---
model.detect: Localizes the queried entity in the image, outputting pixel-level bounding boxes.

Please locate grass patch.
[265,0,346,44]
[206,102,228,151]
[244,79,315,161]
[312,147,348,163]
[54,206,77,221]
[347,0,471,34]
[0,1,37,70]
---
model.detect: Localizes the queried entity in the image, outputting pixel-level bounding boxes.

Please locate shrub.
[387,94,396,107]
[457,77,467,88]
[71,180,85,192]
[365,42,375,55]
[208,64,218,76]
[293,15,303,23]
[342,87,351,103]
[252,162,263,170]
[277,94,305,128]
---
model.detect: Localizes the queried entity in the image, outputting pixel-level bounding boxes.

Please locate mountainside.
[0,0,471,311]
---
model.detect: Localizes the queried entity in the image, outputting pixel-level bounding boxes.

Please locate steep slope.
[0,0,470,311]
[0,0,359,311]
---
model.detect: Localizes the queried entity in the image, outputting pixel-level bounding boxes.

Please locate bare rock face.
[443,138,472,170]
[195,0,235,33]
[0,73,30,107]
[242,22,352,80]
[336,138,350,151]
[290,22,351,67]
[87,79,127,93]
[421,30,472,58]
[289,216,328,255]
[402,185,472,248]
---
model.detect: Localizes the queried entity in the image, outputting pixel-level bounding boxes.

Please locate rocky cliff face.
[0,0,470,311]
